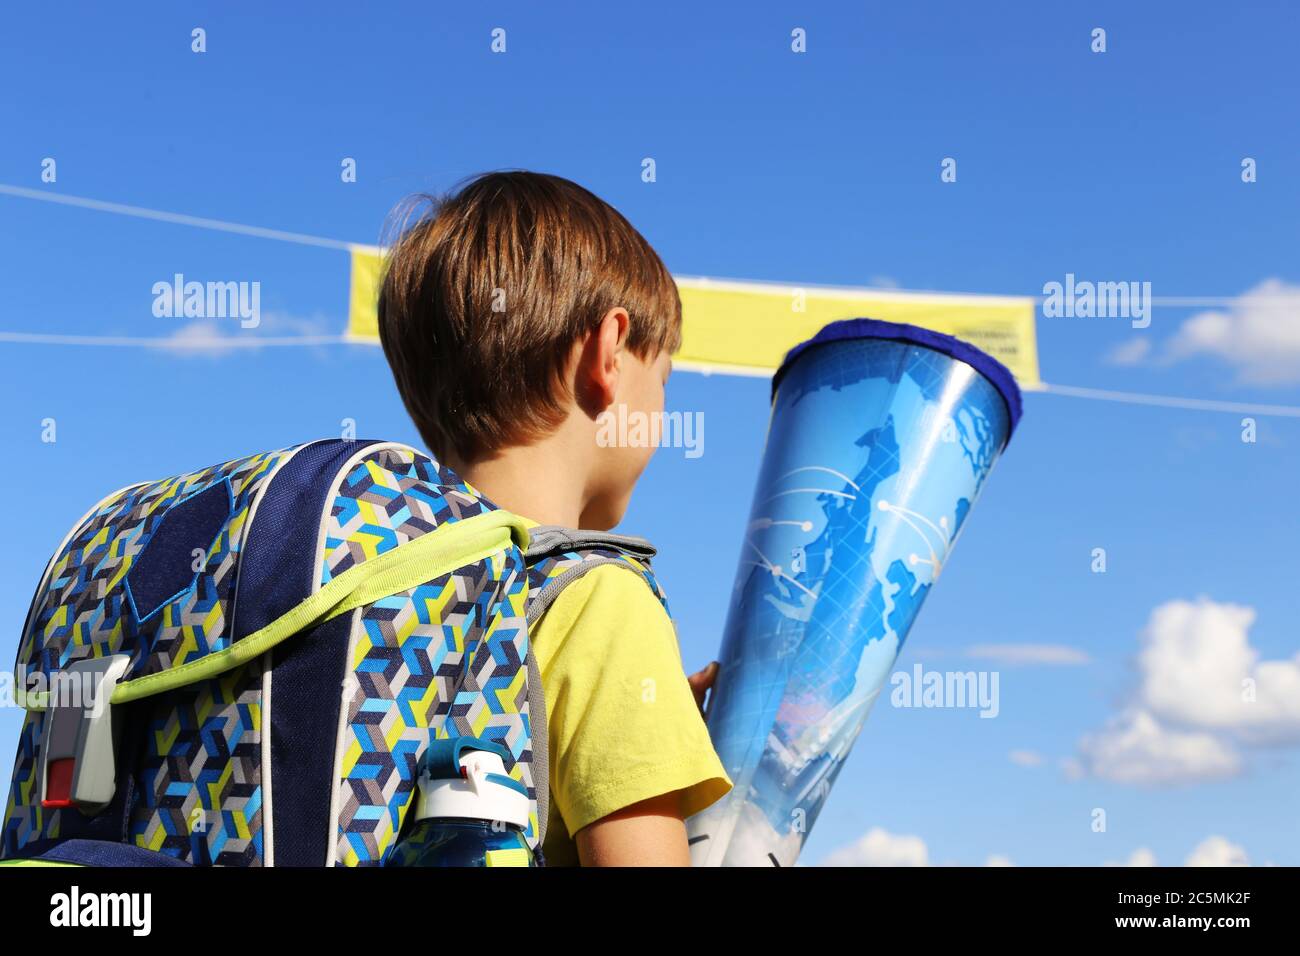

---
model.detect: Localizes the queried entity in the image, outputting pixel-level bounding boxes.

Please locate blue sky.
[2,1,1298,866]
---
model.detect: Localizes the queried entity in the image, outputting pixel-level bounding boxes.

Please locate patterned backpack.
[0,438,671,868]
[0,439,545,866]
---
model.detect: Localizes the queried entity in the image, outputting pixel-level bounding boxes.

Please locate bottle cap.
[415,737,530,829]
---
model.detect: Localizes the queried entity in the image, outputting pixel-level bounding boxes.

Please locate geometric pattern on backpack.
[327,446,537,865]
[1,712,46,857]
[2,447,286,859]
[14,448,285,685]
[128,659,265,866]
[1,438,540,867]
[321,445,489,582]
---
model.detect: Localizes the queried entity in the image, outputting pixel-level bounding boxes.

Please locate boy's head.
[378,171,681,527]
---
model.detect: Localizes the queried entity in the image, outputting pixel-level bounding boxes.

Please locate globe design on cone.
[689,327,1016,867]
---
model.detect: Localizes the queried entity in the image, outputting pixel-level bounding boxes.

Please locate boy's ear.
[577,307,630,415]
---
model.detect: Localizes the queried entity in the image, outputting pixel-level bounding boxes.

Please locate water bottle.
[385,736,538,867]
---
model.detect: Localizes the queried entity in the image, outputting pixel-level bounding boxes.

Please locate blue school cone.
[687,319,1022,867]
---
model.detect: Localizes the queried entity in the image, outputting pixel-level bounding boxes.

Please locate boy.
[377,171,732,866]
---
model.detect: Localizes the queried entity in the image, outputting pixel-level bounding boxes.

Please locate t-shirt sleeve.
[533,563,733,839]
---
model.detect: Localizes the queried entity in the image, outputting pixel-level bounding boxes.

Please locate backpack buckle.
[38,655,131,815]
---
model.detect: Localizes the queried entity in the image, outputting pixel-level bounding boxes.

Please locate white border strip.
[0,184,357,251]
[260,661,275,867]
[316,440,422,867]
[0,331,356,348]
[1037,381,1300,417]
[324,610,363,869]
[674,273,1033,306]
[1,183,1282,309]
[672,359,774,379]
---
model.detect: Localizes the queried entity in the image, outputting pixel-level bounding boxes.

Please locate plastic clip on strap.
[37,654,132,815]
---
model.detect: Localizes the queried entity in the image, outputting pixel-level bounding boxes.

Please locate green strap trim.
[0,859,80,867]
[23,509,530,711]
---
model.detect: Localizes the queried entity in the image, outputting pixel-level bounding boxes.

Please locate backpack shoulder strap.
[521,527,669,854]
[523,526,667,626]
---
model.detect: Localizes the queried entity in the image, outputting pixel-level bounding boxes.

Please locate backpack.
[0,439,668,868]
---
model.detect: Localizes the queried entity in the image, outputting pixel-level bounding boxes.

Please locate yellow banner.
[346,250,1040,388]
[347,244,385,342]
[674,277,1039,388]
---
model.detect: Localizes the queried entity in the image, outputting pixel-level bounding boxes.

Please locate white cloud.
[1186,836,1250,867]
[1106,337,1153,366]
[1136,598,1300,745]
[161,319,243,357]
[1163,279,1300,384]
[160,311,335,358]
[1103,847,1158,867]
[1077,709,1241,785]
[821,830,1016,868]
[1128,846,1158,867]
[1009,749,1045,767]
[1074,597,1300,786]
[966,644,1090,666]
[1104,841,1248,867]
[820,827,929,867]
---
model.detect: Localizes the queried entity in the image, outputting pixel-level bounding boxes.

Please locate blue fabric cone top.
[772,317,1024,437]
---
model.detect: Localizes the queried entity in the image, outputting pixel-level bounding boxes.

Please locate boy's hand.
[686,661,720,717]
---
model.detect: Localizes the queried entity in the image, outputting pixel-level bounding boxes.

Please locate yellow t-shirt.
[530,561,732,866]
